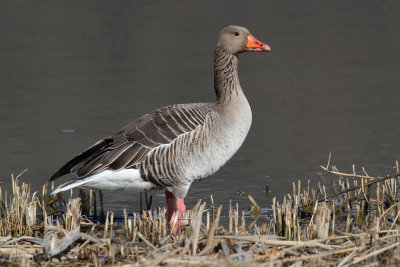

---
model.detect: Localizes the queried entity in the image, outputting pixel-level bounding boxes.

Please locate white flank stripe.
[51,169,155,195]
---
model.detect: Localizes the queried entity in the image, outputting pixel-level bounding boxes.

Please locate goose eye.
[234,32,240,36]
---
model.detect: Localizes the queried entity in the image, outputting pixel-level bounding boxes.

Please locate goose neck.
[214,48,242,104]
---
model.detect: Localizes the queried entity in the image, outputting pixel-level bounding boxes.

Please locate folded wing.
[50,103,212,181]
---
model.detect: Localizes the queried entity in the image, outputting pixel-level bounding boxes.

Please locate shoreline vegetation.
[1,160,400,266]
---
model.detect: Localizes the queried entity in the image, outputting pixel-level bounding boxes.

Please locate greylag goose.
[50,25,270,233]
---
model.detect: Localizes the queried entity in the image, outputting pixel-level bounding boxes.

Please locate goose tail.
[50,169,156,195]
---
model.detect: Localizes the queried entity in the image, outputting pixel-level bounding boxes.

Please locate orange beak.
[245,35,271,52]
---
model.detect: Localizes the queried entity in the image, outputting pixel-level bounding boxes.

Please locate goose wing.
[50,103,213,180]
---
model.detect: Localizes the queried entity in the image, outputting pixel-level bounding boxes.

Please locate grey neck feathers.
[214,47,242,104]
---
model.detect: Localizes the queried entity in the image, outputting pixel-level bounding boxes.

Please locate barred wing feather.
[50,103,212,180]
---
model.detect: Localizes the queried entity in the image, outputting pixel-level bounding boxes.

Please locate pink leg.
[173,198,186,235]
[165,190,186,235]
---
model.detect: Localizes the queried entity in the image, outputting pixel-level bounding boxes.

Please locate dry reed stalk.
[319,172,400,202]
[190,202,206,255]
[206,211,209,230]
[213,235,336,249]
[123,208,128,239]
[277,201,283,235]
[348,242,400,265]
[4,161,400,266]
[331,202,336,235]
[234,203,239,233]
[110,211,114,240]
[314,206,331,239]
[64,198,81,231]
[210,195,215,221]
[320,165,375,179]
[133,212,138,241]
[137,231,158,251]
[89,189,93,216]
[228,200,233,233]
[103,211,109,239]
[248,194,260,217]
[200,205,222,255]
[240,211,246,232]
[0,174,38,237]
[272,197,276,234]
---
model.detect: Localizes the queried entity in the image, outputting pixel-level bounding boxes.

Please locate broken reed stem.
[320,165,375,179]
[89,189,93,216]
[318,172,400,202]
[201,205,222,255]
[3,162,400,266]
[123,209,128,238]
[191,203,205,255]
[229,200,233,234]
[104,211,109,239]
[0,173,39,237]
[110,211,114,240]
[235,203,239,233]
[210,195,215,222]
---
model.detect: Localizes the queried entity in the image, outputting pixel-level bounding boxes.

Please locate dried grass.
[1,160,400,266]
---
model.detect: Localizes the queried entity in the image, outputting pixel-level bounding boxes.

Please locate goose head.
[217,25,271,55]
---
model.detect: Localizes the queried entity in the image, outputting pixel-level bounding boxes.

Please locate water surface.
[0,1,399,217]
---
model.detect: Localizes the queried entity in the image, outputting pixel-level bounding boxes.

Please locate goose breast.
[139,93,252,187]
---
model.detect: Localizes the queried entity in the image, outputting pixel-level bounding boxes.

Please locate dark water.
[1,1,400,217]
